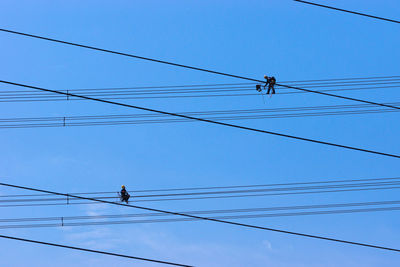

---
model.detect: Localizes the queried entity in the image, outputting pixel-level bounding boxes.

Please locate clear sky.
[1,0,400,266]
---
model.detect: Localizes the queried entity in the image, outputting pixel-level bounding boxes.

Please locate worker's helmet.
[264,75,269,80]
[122,185,125,189]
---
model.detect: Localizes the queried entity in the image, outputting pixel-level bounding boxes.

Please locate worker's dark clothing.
[267,77,276,95]
[120,188,130,203]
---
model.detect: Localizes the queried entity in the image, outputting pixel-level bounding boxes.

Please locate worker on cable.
[256,75,277,95]
[263,75,276,95]
[267,76,276,95]
[120,185,130,204]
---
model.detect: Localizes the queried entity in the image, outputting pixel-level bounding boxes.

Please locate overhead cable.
[293,0,400,24]
[0,234,191,266]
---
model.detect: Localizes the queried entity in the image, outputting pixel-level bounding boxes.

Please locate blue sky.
[1,0,400,266]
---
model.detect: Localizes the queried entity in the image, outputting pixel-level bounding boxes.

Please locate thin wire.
[1,182,400,253]
[293,0,400,24]
[2,81,399,159]
[0,234,191,267]
[1,28,399,110]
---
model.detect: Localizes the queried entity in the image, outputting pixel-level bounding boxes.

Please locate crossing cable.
[1,182,400,253]
[1,28,399,110]
[293,0,400,24]
[2,80,399,159]
[0,234,191,267]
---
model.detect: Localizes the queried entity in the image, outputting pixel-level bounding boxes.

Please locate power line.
[0,109,396,129]
[293,0,400,24]
[1,28,399,110]
[1,84,397,98]
[1,78,399,93]
[0,104,398,129]
[2,176,399,197]
[5,101,400,120]
[0,234,191,266]
[2,180,400,203]
[2,185,400,208]
[1,182,400,253]
[2,77,399,96]
[2,178,400,207]
[2,199,400,223]
[0,83,399,103]
[3,76,399,100]
[2,206,400,230]
[280,76,400,83]
[275,83,400,111]
[0,178,399,209]
[2,81,399,159]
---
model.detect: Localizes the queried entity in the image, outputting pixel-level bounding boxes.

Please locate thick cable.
[0,234,191,266]
[293,0,400,24]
